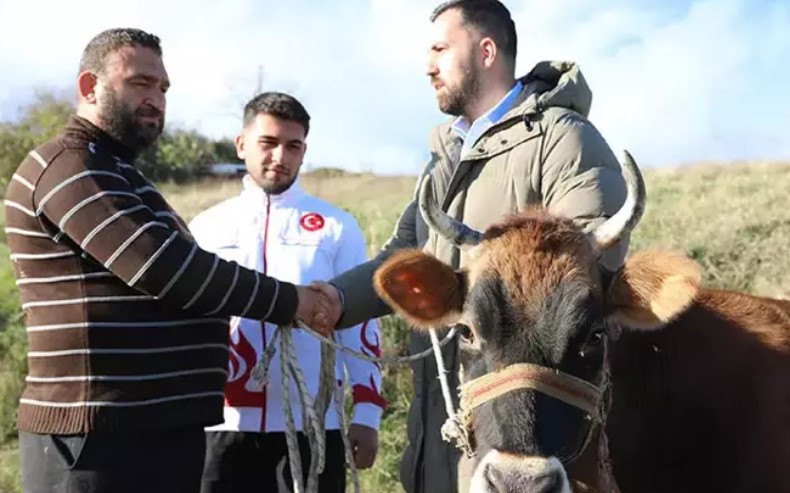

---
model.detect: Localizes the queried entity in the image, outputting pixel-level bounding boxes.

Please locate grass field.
[1,161,789,492]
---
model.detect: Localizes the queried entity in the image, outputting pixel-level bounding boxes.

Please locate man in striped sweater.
[4,28,339,493]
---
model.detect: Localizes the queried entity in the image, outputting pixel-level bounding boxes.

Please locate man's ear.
[374,249,465,330]
[605,250,701,330]
[479,37,497,69]
[234,133,245,160]
[77,70,98,104]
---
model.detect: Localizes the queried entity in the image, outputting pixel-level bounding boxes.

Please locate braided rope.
[282,326,326,493]
[333,368,361,493]
[260,323,391,493]
[292,320,457,365]
[279,329,307,493]
[253,321,459,493]
[429,328,475,457]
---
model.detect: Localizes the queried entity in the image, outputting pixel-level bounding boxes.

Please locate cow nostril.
[533,469,564,493]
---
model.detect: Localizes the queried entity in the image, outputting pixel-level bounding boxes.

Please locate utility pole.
[254,65,263,97]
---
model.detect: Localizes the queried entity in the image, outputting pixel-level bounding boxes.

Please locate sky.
[1,0,789,174]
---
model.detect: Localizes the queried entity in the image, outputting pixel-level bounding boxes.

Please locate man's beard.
[437,64,481,117]
[261,173,298,195]
[99,86,164,152]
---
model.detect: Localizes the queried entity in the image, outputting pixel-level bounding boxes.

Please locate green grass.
[0,442,20,493]
[0,243,25,448]
[629,162,790,296]
[1,162,789,492]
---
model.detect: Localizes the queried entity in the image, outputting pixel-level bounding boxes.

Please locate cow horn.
[418,173,484,248]
[591,150,646,252]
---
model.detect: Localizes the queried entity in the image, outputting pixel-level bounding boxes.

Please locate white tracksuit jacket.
[189,175,386,433]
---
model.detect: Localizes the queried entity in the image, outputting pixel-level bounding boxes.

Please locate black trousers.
[19,427,206,493]
[200,430,347,493]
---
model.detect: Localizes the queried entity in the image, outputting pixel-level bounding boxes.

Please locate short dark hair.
[79,28,162,76]
[430,0,517,69]
[243,92,311,136]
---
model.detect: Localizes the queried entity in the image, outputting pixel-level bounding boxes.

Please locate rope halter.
[459,363,604,429]
[435,335,611,466]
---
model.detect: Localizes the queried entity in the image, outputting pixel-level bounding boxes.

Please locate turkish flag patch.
[299,212,325,232]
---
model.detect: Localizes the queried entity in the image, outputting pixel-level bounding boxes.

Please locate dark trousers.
[200,430,346,493]
[19,427,206,493]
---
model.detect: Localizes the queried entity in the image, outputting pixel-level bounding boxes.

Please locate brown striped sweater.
[4,115,298,435]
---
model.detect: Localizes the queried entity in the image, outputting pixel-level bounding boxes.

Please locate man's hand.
[294,285,333,335]
[347,424,378,470]
[308,281,343,330]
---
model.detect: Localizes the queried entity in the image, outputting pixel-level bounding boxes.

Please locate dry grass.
[631,161,790,297]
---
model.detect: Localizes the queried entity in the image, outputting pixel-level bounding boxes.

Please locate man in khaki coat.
[319,1,629,492]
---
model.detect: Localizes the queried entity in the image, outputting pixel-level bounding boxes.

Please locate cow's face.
[374,153,701,493]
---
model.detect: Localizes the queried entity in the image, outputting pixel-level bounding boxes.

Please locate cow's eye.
[457,323,474,343]
[455,323,480,351]
[579,326,606,358]
[587,327,605,346]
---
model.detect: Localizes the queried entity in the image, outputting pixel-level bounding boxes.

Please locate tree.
[1,89,237,188]
[213,138,239,164]
[0,91,73,188]
[137,129,219,182]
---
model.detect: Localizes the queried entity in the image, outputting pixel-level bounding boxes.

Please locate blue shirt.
[451,80,523,152]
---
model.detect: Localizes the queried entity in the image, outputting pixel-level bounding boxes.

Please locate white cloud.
[1,0,788,173]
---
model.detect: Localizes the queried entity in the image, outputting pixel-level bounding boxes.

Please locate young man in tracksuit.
[191,92,386,492]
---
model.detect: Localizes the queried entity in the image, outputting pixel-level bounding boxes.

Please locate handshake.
[293,282,343,335]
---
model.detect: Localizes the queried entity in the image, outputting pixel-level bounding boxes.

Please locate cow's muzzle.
[470,451,571,493]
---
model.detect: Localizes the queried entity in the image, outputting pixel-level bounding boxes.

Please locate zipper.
[260,194,272,432]
[262,195,271,275]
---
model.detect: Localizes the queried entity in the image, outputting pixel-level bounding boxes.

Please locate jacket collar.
[450,80,523,146]
[437,61,593,161]
[240,174,306,209]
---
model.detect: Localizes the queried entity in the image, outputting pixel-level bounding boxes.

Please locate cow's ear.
[374,249,465,330]
[604,250,701,330]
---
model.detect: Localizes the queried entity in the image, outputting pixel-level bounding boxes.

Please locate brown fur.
[696,289,790,351]
[605,250,702,330]
[477,211,599,320]
[607,286,790,492]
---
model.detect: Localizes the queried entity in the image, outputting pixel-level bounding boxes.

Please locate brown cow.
[372,153,790,493]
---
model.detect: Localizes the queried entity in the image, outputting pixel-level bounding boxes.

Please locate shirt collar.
[451,80,523,144]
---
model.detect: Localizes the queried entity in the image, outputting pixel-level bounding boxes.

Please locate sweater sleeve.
[32,149,298,324]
